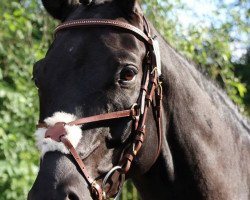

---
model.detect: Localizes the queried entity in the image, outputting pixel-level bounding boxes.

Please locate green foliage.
[0,1,56,199]
[235,49,250,115]
[120,180,140,200]
[142,0,250,111]
[0,0,249,200]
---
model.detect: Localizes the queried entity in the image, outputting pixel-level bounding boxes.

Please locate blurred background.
[0,0,249,199]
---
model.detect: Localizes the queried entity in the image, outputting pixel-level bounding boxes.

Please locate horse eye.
[119,66,138,82]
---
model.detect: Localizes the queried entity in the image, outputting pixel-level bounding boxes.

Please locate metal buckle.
[90,181,99,197]
[151,67,157,75]
[157,82,163,97]
[132,143,138,156]
[130,103,140,120]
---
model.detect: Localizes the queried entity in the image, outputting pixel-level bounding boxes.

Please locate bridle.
[36,18,163,200]
[37,18,163,200]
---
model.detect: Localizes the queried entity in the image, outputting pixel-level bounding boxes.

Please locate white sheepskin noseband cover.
[35,112,82,157]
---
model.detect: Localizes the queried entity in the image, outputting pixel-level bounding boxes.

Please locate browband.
[55,19,153,45]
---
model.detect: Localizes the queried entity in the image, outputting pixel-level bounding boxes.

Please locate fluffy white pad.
[35,112,82,157]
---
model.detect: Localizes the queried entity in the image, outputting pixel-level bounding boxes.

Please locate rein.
[37,18,163,200]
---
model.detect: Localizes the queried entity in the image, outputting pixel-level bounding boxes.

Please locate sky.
[177,0,237,25]
[174,0,248,60]
[177,0,216,26]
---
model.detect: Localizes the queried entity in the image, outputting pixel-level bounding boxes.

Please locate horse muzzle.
[28,152,93,200]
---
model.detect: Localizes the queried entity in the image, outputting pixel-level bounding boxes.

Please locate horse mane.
[154,26,250,136]
[185,50,249,133]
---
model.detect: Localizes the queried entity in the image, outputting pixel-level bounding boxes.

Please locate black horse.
[28,0,250,200]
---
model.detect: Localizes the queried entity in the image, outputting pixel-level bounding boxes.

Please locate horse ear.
[42,0,80,21]
[117,0,143,17]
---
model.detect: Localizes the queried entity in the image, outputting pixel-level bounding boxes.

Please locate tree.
[142,0,250,110]
[0,1,55,199]
[235,48,250,114]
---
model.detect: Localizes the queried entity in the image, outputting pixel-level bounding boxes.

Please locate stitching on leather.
[54,19,151,44]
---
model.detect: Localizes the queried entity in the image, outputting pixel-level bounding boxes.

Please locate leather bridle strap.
[37,109,136,129]
[55,19,153,45]
[68,109,137,126]
[37,108,138,200]
[60,137,103,199]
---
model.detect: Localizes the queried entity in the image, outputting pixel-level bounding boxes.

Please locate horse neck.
[132,25,250,200]
[156,30,250,135]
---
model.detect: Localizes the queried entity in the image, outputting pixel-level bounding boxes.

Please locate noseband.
[37,18,163,200]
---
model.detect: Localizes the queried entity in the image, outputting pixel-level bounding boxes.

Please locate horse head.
[29,1,250,200]
[28,0,163,199]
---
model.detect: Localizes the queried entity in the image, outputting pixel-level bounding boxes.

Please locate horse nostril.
[68,192,80,200]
